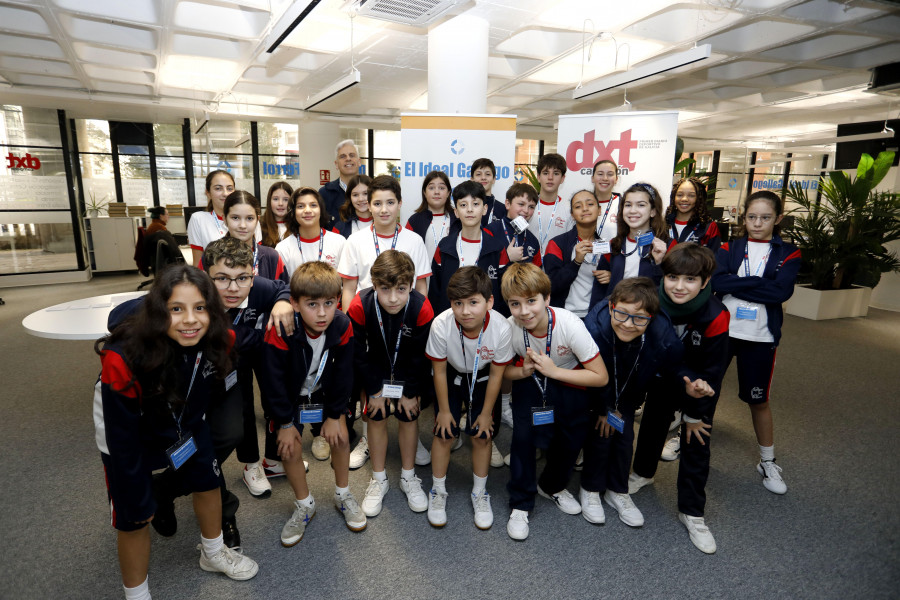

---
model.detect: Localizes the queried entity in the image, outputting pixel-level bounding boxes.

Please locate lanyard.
[213,212,226,235]
[502,218,520,247]
[612,334,643,412]
[297,229,324,263]
[537,196,560,249]
[372,225,399,256]
[232,308,245,325]
[486,198,495,225]
[457,234,482,266]
[597,195,616,235]
[373,292,408,383]
[297,314,329,403]
[672,221,702,243]
[170,351,202,437]
[743,243,772,277]
[252,244,259,275]
[522,308,553,405]
[429,214,447,248]
[622,237,647,258]
[458,318,486,404]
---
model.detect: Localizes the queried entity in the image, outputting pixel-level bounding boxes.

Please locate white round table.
[22,291,147,340]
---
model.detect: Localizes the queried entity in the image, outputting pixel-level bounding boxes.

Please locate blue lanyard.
[373,292,408,383]
[457,234,482,266]
[296,313,329,403]
[297,229,324,263]
[372,225,399,256]
[252,244,259,275]
[597,194,617,235]
[486,198,496,225]
[458,318,485,403]
[502,218,521,247]
[429,214,448,248]
[522,308,553,403]
[612,334,643,412]
[171,351,202,437]
[537,196,560,249]
[743,243,772,277]
[232,308,245,325]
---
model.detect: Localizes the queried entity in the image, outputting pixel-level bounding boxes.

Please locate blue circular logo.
[728,177,738,188]
[450,139,465,155]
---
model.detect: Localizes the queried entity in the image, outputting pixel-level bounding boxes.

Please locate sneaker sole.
[242,478,272,499]
[582,511,605,525]
[335,506,367,531]
[362,502,384,518]
[199,558,259,581]
[428,518,447,528]
[475,521,493,531]
[281,511,315,547]
[537,487,581,515]
[349,457,369,471]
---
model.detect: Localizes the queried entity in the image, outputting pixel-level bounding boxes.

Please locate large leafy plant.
[784,151,900,290]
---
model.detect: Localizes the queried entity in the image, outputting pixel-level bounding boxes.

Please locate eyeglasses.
[745,214,774,223]
[211,274,253,289]
[611,307,651,327]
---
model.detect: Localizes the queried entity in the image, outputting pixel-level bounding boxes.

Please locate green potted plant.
[85,191,109,218]
[784,150,900,319]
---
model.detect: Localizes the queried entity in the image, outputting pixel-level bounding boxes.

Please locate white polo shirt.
[276,230,346,277]
[425,308,514,373]
[338,225,431,289]
[508,307,600,371]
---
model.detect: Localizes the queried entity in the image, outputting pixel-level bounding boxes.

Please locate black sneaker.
[222,518,241,549]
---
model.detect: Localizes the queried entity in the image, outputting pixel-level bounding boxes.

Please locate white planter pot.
[785,284,872,320]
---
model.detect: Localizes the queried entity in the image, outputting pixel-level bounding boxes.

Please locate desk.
[22,291,146,340]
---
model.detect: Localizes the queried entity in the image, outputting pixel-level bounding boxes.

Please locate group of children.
[97,145,800,598]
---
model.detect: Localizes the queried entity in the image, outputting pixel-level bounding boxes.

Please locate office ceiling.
[0,0,898,149]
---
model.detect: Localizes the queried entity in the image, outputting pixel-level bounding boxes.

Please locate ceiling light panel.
[536,0,671,32]
[782,0,885,24]
[761,34,882,61]
[71,44,157,70]
[82,65,154,85]
[623,6,743,44]
[159,55,240,92]
[173,1,269,39]
[51,0,160,25]
[495,28,584,59]
[0,35,64,59]
[0,56,74,77]
[57,15,156,51]
[0,6,51,35]
[702,20,817,53]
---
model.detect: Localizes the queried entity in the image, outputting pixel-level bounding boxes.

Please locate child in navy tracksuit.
[95,265,258,598]
[583,278,714,528]
[595,183,669,293]
[335,174,375,238]
[406,170,457,269]
[500,263,608,540]
[488,182,542,273]
[544,190,608,319]
[665,177,722,251]
[259,261,367,546]
[347,249,435,518]
[630,243,730,553]
[713,190,801,495]
[429,180,509,316]
[223,190,291,284]
[470,157,506,226]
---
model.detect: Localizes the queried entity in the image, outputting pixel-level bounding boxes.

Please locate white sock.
[335,485,350,496]
[373,470,387,482]
[432,475,447,493]
[472,474,487,495]
[297,494,314,508]
[123,576,151,600]
[759,445,775,462]
[362,421,368,438]
[200,532,223,558]
[245,460,261,470]
[501,393,512,410]
[401,468,416,481]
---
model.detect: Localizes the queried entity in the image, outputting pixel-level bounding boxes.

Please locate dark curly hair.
[666,177,711,225]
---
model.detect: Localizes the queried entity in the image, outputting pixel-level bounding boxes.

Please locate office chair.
[137,237,185,290]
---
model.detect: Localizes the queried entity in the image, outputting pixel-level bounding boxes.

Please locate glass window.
[0,215,78,274]
[0,106,62,147]
[257,122,299,155]
[192,120,252,154]
[338,127,369,159]
[153,123,183,157]
[75,119,112,153]
[372,130,400,159]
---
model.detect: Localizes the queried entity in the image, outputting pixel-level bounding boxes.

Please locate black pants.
[581,408,635,495]
[507,380,589,511]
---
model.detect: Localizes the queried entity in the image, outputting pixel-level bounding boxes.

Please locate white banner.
[557,111,678,206]
[399,114,516,224]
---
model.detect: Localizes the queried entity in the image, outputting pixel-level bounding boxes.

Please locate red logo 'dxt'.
[565,129,637,171]
[6,153,41,170]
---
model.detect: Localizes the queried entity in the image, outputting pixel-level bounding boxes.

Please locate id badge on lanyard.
[299,347,329,423]
[524,309,554,425]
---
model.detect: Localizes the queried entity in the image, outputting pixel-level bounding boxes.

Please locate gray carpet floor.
[1,273,898,599]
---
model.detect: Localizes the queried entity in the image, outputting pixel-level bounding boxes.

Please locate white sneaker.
[242,462,272,498]
[628,472,655,495]
[679,512,717,554]
[579,488,605,525]
[427,488,448,527]
[506,509,529,540]
[281,499,315,547]
[669,410,683,431]
[262,459,285,478]
[199,545,259,580]
[361,477,389,517]
[471,489,494,530]
[349,436,369,470]
[501,403,514,428]
[661,436,681,462]
[415,437,431,466]
[757,460,787,494]
[603,490,644,527]
[400,475,428,512]
[574,449,584,472]
[451,435,464,452]
[311,435,330,461]
[334,490,367,531]
[490,441,504,468]
[537,486,581,515]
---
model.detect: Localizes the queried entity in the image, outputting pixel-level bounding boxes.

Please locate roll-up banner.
[557,111,679,206]
[399,114,517,224]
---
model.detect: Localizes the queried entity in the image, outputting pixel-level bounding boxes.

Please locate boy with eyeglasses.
[582,278,714,528]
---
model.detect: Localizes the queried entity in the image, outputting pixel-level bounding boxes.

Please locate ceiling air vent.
[343,0,461,26]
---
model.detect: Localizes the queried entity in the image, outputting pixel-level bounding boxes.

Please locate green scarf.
[658,279,711,322]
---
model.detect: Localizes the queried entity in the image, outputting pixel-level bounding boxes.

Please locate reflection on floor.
[0,248,78,274]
